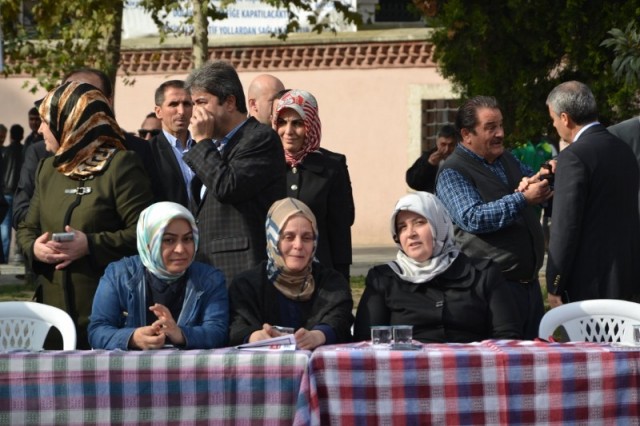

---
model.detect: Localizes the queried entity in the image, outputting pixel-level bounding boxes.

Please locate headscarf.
[387,192,460,284]
[137,202,199,282]
[273,89,322,167]
[37,81,125,179]
[265,197,318,301]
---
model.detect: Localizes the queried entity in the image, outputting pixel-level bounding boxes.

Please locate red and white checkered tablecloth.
[0,348,312,425]
[306,340,640,425]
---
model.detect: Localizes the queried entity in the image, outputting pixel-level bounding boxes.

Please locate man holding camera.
[545,81,640,308]
[436,95,552,339]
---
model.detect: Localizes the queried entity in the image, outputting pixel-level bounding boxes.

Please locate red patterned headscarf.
[38,81,125,179]
[273,89,322,167]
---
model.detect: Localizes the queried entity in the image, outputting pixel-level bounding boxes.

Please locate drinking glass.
[370,326,392,347]
[392,325,413,347]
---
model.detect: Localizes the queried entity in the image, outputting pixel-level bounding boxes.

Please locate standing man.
[149,80,194,207]
[138,113,162,141]
[184,61,286,282]
[545,81,640,307]
[247,74,285,125]
[23,108,42,149]
[405,124,458,192]
[608,116,640,216]
[436,96,552,339]
[1,125,24,262]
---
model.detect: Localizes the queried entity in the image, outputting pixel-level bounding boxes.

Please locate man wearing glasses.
[138,113,162,140]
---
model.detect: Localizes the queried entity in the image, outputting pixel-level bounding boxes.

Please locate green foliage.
[602,21,640,87]
[1,0,362,93]
[425,0,640,144]
[1,0,124,93]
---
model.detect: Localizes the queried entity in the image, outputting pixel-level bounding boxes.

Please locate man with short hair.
[148,80,194,207]
[23,109,42,149]
[184,61,286,282]
[406,124,458,192]
[545,81,640,307]
[138,113,162,140]
[247,74,285,125]
[436,96,552,339]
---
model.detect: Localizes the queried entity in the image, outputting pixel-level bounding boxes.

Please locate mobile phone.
[273,326,294,334]
[52,232,75,242]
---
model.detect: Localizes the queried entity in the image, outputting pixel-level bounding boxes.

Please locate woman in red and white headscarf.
[17,81,154,349]
[272,89,355,281]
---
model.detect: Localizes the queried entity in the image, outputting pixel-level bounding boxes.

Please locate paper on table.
[236,334,297,351]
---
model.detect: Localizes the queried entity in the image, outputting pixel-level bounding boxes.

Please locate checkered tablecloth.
[307,340,640,425]
[0,348,311,425]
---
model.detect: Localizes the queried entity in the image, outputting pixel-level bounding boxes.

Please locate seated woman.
[88,202,228,350]
[229,197,353,350]
[354,192,521,343]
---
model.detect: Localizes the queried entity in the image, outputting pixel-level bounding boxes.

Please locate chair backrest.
[538,299,640,343]
[0,301,77,350]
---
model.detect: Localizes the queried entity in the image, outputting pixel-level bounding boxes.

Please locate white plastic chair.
[0,301,77,350]
[538,299,640,343]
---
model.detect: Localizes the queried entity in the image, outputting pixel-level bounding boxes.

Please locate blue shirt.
[163,130,196,201]
[436,145,533,234]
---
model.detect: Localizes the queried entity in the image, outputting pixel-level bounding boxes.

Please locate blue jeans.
[0,194,13,263]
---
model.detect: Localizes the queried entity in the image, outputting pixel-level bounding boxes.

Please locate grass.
[0,281,37,301]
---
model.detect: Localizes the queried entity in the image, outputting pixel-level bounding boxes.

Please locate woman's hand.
[149,303,185,346]
[294,328,326,350]
[128,325,166,350]
[45,225,90,270]
[248,323,279,342]
[33,232,64,264]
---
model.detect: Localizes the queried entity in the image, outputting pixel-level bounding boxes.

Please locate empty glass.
[370,326,392,347]
[633,324,640,346]
[392,325,413,347]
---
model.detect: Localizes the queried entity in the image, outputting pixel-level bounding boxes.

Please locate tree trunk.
[191,0,208,69]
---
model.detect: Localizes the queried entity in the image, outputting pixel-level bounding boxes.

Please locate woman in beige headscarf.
[229,197,353,350]
[17,81,154,349]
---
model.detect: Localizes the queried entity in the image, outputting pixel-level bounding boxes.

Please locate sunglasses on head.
[138,129,161,138]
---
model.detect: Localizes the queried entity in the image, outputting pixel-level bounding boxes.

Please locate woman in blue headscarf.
[88,201,229,350]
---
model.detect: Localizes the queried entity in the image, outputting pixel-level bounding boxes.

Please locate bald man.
[247,74,285,125]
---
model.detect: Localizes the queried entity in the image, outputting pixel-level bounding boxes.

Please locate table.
[307,340,640,425]
[0,348,311,425]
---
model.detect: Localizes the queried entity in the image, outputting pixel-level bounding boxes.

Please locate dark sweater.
[228,261,353,346]
[353,254,522,343]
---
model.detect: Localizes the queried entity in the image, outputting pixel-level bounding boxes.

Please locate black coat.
[546,124,640,302]
[286,149,354,279]
[149,131,190,207]
[228,261,354,346]
[405,147,439,193]
[353,254,522,343]
[184,118,286,283]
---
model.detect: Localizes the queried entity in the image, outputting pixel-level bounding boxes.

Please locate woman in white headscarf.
[229,197,353,350]
[354,192,521,343]
[88,202,229,350]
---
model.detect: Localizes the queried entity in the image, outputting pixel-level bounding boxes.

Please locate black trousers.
[506,278,545,340]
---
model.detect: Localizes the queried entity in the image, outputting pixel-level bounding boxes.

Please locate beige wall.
[0,67,455,247]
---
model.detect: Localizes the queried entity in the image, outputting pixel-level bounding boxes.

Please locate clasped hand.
[129,303,185,350]
[33,225,89,270]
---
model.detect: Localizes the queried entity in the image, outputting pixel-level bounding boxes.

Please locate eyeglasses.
[138,129,161,138]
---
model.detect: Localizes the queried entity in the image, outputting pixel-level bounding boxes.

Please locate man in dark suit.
[149,80,194,208]
[545,81,640,308]
[23,108,42,150]
[406,124,458,192]
[608,116,640,216]
[184,61,286,283]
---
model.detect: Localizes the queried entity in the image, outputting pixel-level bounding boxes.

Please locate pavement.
[0,246,399,286]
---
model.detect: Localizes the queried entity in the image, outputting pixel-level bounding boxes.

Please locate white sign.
[122,0,357,39]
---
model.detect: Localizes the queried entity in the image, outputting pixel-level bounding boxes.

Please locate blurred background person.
[272,89,354,280]
[89,202,228,350]
[2,124,24,263]
[405,124,458,193]
[138,112,162,141]
[23,108,42,149]
[17,81,154,349]
[247,74,285,125]
[229,198,353,350]
[354,192,521,343]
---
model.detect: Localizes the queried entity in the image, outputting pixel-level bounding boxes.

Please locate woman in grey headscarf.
[354,192,521,343]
